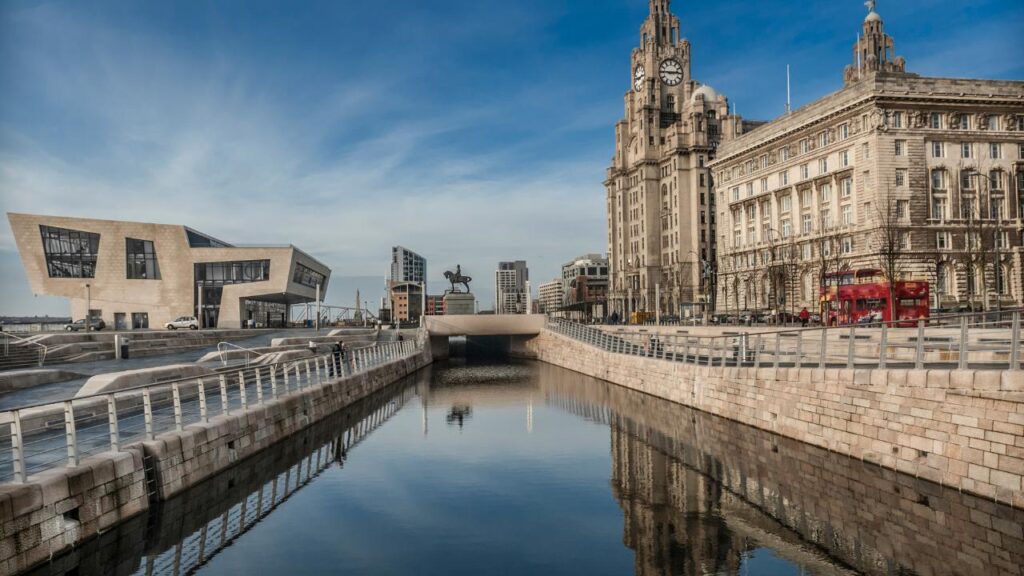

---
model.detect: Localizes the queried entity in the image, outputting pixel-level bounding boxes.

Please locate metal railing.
[0,338,421,484]
[216,342,263,367]
[1,332,48,368]
[548,309,1022,372]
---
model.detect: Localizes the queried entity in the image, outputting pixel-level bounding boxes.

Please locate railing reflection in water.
[25,374,424,576]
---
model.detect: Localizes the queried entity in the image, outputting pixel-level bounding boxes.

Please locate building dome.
[691,84,719,104]
[865,11,881,22]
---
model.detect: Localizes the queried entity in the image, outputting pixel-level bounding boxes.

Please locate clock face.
[634,65,645,91]
[660,59,683,86]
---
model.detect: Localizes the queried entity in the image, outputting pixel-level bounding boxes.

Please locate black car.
[64,318,106,331]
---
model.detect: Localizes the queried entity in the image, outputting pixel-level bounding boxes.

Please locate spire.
[843,0,907,86]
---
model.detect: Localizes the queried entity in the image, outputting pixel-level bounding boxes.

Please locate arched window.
[996,264,1008,295]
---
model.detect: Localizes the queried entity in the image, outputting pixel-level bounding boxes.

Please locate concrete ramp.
[76,364,215,397]
[425,315,545,337]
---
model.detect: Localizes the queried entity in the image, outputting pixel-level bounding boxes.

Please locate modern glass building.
[8,213,331,329]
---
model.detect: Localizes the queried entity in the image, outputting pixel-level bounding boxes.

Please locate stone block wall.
[0,449,147,576]
[527,329,1024,507]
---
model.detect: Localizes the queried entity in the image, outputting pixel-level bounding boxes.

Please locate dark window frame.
[125,238,161,280]
[39,225,100,278]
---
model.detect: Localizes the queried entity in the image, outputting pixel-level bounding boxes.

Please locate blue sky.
[1,0,1021,315]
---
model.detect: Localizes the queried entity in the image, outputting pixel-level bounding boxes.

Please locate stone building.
[711,4,1024,315]
[605,0,750,320]
[7,213,330,329]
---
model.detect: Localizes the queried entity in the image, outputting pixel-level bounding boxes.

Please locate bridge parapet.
[424,314,545,337]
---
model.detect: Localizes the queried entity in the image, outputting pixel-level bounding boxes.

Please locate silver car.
[165,316,199,330]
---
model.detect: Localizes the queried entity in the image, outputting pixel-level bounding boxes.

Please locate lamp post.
[84,283,91,332]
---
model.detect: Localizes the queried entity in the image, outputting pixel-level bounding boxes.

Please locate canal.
[27,359,1024,576]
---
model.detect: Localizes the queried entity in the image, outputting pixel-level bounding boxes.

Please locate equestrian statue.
[444,265,472,294]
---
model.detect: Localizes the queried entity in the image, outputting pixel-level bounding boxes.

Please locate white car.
[165,316,199,330]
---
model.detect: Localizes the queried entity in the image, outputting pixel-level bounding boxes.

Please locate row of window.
[194,260,271,284]
[292,262,326,289]
[730,159,854,202]
[927,141,1021,160]
[931,168,1009,191]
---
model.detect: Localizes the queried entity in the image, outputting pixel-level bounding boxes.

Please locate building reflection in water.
[539,362,1024,576]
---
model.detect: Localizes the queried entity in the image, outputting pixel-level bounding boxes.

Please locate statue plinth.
[443,292,475,315]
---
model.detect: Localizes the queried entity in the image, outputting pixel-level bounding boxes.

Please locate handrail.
[1,332,48,367]
[216,342,261,367]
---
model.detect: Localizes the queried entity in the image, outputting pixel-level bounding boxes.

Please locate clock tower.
[606,0,745,321]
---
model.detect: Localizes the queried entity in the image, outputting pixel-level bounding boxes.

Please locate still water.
[32,360,1024,576]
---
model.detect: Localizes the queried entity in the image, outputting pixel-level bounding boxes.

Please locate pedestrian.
[331,342,342,377]
[799,307,810,327]
[340,341,351,375]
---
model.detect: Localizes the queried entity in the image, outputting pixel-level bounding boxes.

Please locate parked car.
[64,318,106,331]
[165,316,199,330]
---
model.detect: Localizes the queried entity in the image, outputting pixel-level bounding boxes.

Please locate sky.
[1,0,1021,315]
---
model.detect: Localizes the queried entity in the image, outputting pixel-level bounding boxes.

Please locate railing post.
[1011,311,1021,371]
[774,333,781,368]
[107,394,120,452]
[878,324,888,369]
[754,336,762,369]
[915,319,925,369]
[143,388,154,440]
[819,327,827,369]
[282,363,291,393]
[220,374,230,415]
[270,367,279,398]
[11,410,25,483]
[304,359,312,386]
[794,331,803,367]
[172,382,183,431]
[63,401,78,468]
[957,315,969,370]
[198,378,209,423]
[255,369,264,404]
[847,325,855,369]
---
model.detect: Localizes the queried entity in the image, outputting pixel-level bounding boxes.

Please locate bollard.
[879,324,888,369]
[143,388,154,440]
[64,401,78,467]
[847,325,855,369]
[1011,312,1021,371]
[958,316,968,370]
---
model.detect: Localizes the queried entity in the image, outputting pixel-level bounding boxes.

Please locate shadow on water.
[24,360,1024,576]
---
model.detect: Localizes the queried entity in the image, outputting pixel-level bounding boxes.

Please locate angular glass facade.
[194,260,272,327]
[39,225,100,278]
[292,262,325,289]
[126,238,160,279]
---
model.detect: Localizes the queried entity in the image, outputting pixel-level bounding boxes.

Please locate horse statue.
[444,265,472,294]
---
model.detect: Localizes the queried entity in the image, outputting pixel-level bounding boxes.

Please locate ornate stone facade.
[711,5,1024,315]
[605,0,747,320]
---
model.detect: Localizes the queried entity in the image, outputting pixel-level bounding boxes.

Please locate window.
[819,183,831,203]
[895,140,906,156]
[746,205,756,220]
[760,155,769,169]
[990,196,1005,220]
[841,178,852,198]
[39,225,100,278]
[800,189,811,208]
[961,142,971,159]
[958,114,970,130]
[961,196,976,219]
[822,239,832,256]
[732,187,740,201]
[292,262,326,289]
[1020,144,1024,159]
[781,195,792,212]
[819,158,828,173]
[800,164,809,180]
[195,260,271,284]
[931,142,944,158]
[781,219,792,237]
[779,170,789,186]
[746,182,754,197]
[760,178,768,192]
[936,232,950,249]
[125,238,160,280]
[931,196,947,220]
[700,173,707,187]
[799,139,809,154]
[930,112,941,129]
[989,170,1003,191]
[839,123,849,139]
[839,149,850,167]
[802,213,812,234]
[895,169,907,187]
[900,232,911,250]
[892,112,903,128]
[842,204,852,225]
[818,131,828,148]
[960,170,975,190]
[931,169,945,190]
[989,143,1001,159]
[780,147,790,161]
[862,142,870,159]
[897,200,909,219]
[820,209,832,229]
[841,237,853,254]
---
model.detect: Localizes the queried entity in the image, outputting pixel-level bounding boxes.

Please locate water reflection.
[25,361,1024,576]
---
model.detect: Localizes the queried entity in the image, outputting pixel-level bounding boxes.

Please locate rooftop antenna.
[785,65,792,114]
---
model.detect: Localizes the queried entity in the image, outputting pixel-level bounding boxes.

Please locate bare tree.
[814,226,849,318]
[959,170,999,312]
[872,190,909,321]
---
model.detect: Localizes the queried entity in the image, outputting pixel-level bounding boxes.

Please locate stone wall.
[527,329,1024,507]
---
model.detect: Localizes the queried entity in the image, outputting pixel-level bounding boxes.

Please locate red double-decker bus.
[820,269,929,326]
